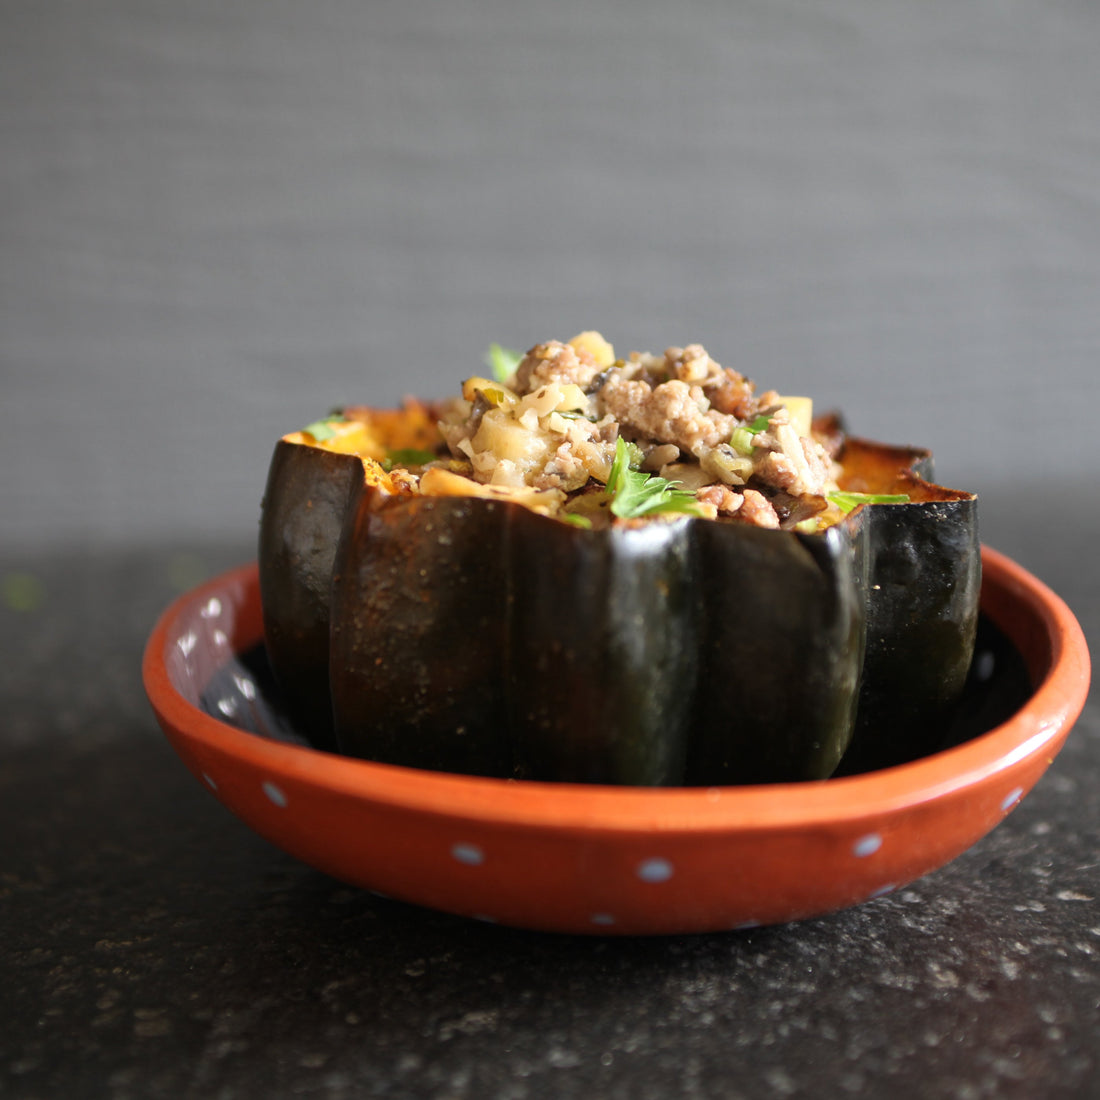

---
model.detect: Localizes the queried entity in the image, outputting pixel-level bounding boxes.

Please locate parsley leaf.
[828,490,911,514]
[560,512,593,529]
[606,437,703,519]
[487,343,523,383]
[302,415,348,442]
[383,448,438,470]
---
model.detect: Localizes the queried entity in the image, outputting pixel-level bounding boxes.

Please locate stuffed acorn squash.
[259,333,979,784]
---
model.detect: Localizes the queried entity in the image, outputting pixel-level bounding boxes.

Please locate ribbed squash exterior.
[259,414,979,784]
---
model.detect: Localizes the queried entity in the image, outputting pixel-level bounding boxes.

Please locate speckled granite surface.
[1,501,1096,1099]
[5,0,1100,1093]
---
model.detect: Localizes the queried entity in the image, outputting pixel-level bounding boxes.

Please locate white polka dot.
[590,913,617,926]
[973,651,996,682]
[1001,787,1024,812]
[853,833,883,858]
[233,673,257,701]
[451,842,485,866]
[637,858,673,883]
[202,772,217,790]
[262,781,287,807]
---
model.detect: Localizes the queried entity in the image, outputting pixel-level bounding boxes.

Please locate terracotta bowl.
[143,546,1090,935]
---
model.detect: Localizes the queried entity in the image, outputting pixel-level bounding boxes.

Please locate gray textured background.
[4,0,1099,550]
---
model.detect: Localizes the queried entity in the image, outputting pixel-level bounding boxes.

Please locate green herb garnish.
[475,385,509,407]
[730,428,755,457]
[730,413,773,457]
[606,437,704,519]
[302,414,348,442]
[828,491,911,514]
[383,448,438,470]
[487,343,523,384]
[561,512,594,529]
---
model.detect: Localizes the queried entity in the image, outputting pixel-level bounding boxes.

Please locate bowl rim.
[143,545,1090,835]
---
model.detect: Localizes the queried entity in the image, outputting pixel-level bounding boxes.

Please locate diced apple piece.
[777,396,813,439]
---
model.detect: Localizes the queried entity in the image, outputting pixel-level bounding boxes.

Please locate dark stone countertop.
[1,491,1097,1100]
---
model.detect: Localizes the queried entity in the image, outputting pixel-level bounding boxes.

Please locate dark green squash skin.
[327,490,701,783]
[504,508,700,785]
[329,491,515,778]
[685,518,867,785]
[259,431,980,784]
[258,439,364,751]
[327,492,867,786]
[837,486,981,775]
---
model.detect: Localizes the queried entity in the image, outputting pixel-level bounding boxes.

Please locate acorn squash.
[258,339,979,784]
[257,401,444,750]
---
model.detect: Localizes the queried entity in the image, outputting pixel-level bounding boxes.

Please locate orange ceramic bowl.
[143,546,1089,935]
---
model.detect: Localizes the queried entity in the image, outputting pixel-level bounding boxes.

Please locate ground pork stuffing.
[431,332,841,530]
[597,375,735,454]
